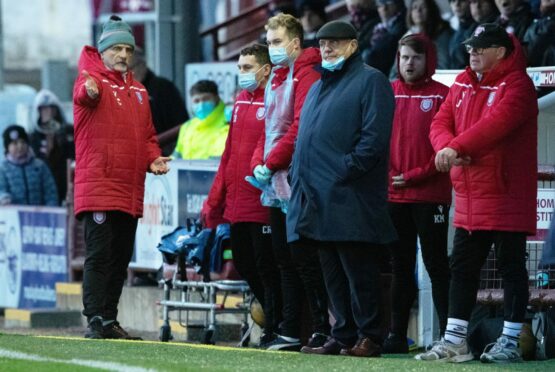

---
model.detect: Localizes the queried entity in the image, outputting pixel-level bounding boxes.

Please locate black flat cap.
[463,23,512,49]
[316,20,357,40]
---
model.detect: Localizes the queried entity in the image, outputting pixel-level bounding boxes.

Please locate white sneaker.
[480,336,522,363]
[415,338,474,363]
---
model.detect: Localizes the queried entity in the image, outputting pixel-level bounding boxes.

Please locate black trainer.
[265,335,301,351]
[103,321,143,340]
[303,333,329,349]
[84,316,104,339]
[258,332,277,348]
[382,333,409,354]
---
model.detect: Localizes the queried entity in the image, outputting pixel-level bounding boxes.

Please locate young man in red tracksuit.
[383,34,452,354]
[417,24,537,364]
[201,44,282,343]
[250,13,330,350]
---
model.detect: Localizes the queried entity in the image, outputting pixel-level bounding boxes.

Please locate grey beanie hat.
[97,15,136,53]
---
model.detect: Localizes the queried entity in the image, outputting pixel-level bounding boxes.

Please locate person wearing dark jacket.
[495,0,534,43]
[346,0,381,61]
[29,89,75,204]
[523,0,555,67]
[363,0,407,75]
[250,13,330,351]
[416,24,537,364]
[73,15,170,340]
[449,0,476,69]
[131,48,189,155]
[383,34,451,354]
[289,20,396,358]
[201,44,282,343]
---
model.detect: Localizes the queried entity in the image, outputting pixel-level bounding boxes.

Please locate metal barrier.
[477,165,555,307]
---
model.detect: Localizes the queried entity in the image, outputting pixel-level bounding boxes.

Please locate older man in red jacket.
[384,34,451,354]
[73,15,169,340]
[416,24,537,363]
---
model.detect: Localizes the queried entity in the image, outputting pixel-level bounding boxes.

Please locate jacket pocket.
[468,153,506,196]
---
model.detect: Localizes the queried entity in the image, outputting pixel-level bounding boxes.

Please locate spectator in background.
[449,0,476,68]
[495,0,534,43]
[383,34,451,354]
[417,24,537,363]
[201,44,282,346]
[251,13,329,351]
[172,80,229,160]
[73,15,169,340]
[298,0,328,47]
[524,0,555,66]
[0,125,58,206]
[405,0,453,70]
[288,20,396,358]
[470,0,500,24]
[363,0,407,75]
[131,48,189,156]
[346,0,380,55]
[29,89,75,204]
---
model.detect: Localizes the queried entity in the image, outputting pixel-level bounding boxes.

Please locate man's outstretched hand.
[150,156,171,175]
[82,70,99,99]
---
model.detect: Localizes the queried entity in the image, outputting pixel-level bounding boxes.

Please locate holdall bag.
[533,307,555,360]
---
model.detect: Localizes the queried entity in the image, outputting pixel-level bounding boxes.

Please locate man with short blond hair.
[250,13,329,351]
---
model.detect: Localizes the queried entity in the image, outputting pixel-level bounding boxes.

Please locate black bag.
[533,307,555,360]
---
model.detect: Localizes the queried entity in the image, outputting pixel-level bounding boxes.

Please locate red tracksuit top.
[389,35,452,204]
[203,87,270,227]
[73,46,161,218]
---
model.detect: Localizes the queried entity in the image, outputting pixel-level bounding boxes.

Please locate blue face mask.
[224,105,233,122]
[193,101,216,120]
[322,56,346,71]
[321,43,352,72]
[238,65,266,92]
[269,40,295,66]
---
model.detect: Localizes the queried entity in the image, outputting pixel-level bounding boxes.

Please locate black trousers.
[82,211,137,322]
[449,229,529,323]
[388,202,450,336]
[230,222,282,334]
[315,240,383,346]
[270,208,330,338]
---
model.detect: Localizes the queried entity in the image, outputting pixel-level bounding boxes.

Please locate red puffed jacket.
[73,46,161,218]
[429,35,538,234]
[203,87,269,228]
[389,34,452,203]
[251,47,321,171]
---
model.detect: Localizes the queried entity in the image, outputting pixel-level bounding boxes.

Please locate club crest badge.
[256,107,266,120]
[474,26,485,37]
[420,98,433,112]
[487,92,496,106]
[135,91,143,104]
[93,212,106,224]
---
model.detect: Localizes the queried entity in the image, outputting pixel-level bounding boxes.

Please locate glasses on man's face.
[465,45,499,55]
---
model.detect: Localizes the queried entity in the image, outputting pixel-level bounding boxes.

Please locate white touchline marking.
[0,348,157,372]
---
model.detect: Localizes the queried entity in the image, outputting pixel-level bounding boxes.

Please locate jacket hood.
[464,34,527,85]
[396,33,437,86]
[294,47,321,71]
[31,89,66,131]
[77,46,133,85]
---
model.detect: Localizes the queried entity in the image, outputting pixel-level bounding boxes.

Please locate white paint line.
[0,347,157,372]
